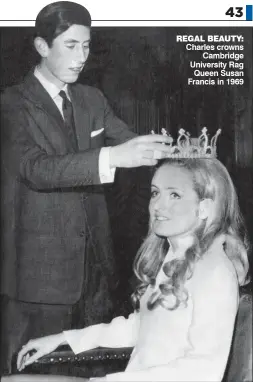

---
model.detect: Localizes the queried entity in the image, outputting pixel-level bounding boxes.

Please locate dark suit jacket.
[1,71,136,307]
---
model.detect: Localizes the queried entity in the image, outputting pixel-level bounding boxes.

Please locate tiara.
[151,127,221,158]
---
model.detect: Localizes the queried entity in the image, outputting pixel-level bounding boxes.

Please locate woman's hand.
[17,333,67,371]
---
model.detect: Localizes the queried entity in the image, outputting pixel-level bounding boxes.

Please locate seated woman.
[15,146,250,381]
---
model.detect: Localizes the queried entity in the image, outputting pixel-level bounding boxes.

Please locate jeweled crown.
[151,127,221,158]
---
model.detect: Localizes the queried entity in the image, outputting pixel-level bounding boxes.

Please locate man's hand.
[109,134,173,168]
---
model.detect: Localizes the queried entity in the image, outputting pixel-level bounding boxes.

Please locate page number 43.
[225,7,243,17]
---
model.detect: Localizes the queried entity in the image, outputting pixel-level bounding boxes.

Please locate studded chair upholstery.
[16,346,131,379]
[8,286,252,381]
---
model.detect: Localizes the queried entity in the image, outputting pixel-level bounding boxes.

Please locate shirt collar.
[34,66,69,100]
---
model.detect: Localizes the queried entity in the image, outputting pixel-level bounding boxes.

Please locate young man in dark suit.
[0,1,172,374]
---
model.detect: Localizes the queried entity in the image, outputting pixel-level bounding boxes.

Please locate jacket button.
[79,230,85,237]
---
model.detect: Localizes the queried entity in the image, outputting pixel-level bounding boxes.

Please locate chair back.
[223,287,252,382]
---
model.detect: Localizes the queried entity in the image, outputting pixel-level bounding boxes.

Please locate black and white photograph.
[0,2,252,381]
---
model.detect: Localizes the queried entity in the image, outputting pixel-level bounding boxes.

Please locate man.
[0,1,172,373]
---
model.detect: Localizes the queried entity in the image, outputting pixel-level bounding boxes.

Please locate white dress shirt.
[34,67,115,184]
[63,235,239,381]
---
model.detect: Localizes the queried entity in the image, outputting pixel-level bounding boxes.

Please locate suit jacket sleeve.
[97,89,137,146]
[1,90,135,191]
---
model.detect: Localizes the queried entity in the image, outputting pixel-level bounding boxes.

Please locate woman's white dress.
[64,236,239,381]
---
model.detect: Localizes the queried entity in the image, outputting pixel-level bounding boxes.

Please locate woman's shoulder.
[191,235,239,295]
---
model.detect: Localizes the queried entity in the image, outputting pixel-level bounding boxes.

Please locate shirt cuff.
[99,147,116,184]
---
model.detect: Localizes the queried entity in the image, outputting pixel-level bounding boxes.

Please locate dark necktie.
[59,90,77,149]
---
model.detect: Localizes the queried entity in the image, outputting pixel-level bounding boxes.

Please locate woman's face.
[149,164,202,239]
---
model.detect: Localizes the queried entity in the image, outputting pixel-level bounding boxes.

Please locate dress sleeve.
[63,311,140,354]
[105,259,239,381]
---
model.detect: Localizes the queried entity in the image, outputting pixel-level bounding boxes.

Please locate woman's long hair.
[132,158,250,311]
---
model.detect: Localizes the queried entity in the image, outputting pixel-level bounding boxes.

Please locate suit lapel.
[20,71,76,152]
[68,85,91,151]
